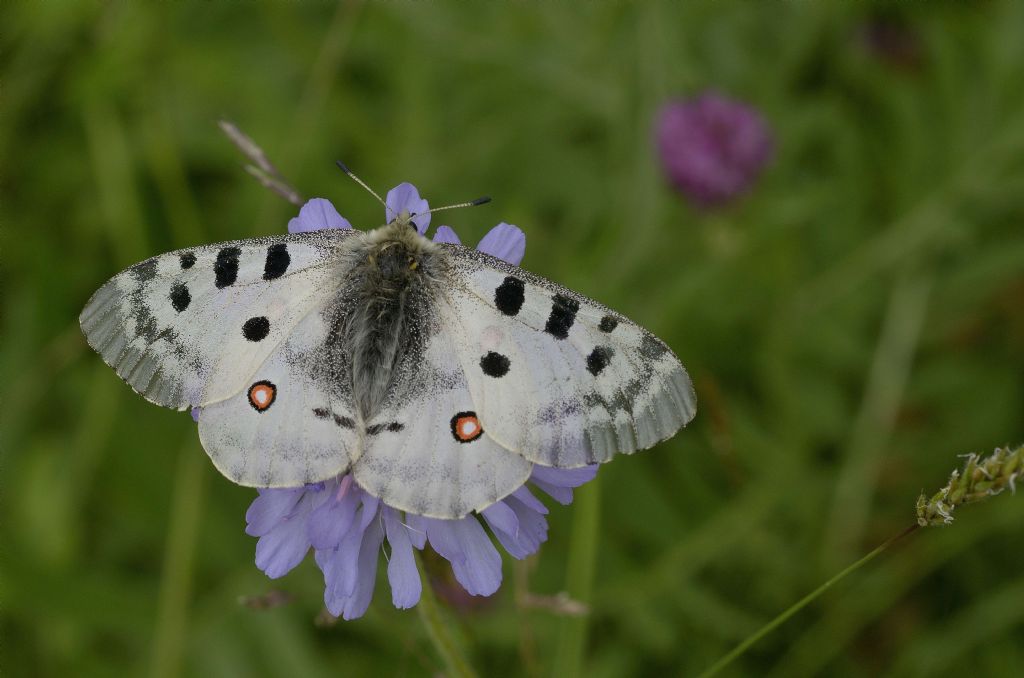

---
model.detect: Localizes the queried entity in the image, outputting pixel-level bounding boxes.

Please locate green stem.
[150,445,207,678]
[415,551,477,678]
[697,523,919,678]
[552,476,601,678]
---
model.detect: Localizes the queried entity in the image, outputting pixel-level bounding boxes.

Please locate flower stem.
[150,444,207,678]
[552,476,600,677]
[415,551,478,678]
[697,523,919,678]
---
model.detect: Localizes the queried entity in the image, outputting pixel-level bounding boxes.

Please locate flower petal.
[383,507,422,609]
[481,501,519,537]
[476,222,525,266]
[255,522,308,578]
[357,493,380,530]
[404,514,429,550]
[287,198,353,233]
[530,464,599,488]
[432,225,462,244]
[496,495,550,558]
[482,500,539,560]
[319,503,372,602]
[254,492,319,578]
[385,183,430,233]
[530,465,599,505]
[423,516,502,596]
[307,480,360,550]
[190,407,201,423]
[511,485,548,515]
[325,518,385,620]
[245,487,304,537]
[656,93,773,208]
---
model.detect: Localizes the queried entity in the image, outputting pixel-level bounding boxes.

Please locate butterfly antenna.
[335,160,392,218]
[419,195,492,216]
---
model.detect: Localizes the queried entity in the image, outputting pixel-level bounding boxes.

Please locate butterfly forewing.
[79,230,357,410]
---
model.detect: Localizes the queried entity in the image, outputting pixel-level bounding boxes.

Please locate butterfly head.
[366,218,437,283]
[389,209,421,232]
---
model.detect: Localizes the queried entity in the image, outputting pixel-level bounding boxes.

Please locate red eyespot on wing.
[248,381,277,412]
[450,411,483,443]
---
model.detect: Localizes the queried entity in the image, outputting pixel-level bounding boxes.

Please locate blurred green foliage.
[3,2,1024,677]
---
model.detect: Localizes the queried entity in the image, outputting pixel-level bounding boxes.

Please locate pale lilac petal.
[357,494,380,530]
[190,407,201,423]
[320,504,372,601]
[530,464,599,488]
[476,222,525,266]
[404,514,429,550]
[254,492,318,578]
[482,500,538,559]
[531,465,598,505]
[511,485,548,515]
[307,480,360,550]
[481,501,519,537]
[383,507,422,609]
[432,225,462,244]
[531,480,573,505]
[423,517,502,596]
[326,518,385,620]
[255,521,308,578]
[498,495,550,558]
[385,183,430,233]
[245,488,304,537]
[288,198,353,233]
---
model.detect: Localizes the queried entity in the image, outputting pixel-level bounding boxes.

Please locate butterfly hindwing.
[351,298,533,519]
[197,303,361,487]
[438,245,696,468]
[79,230,358,410]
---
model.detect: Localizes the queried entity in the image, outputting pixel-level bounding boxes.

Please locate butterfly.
[80,191,696,520]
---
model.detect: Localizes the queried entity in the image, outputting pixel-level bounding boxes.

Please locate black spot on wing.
[313,407,355,429]
[169,282,191,312]
[545,294,580,340]
[132,259,158,282]
[263,243,290,280]
[214,247,242,288]
[494,276,525,316]
[480,351,511,378]
[599,315,618,333]
[366,422,404,435]
[242,316,270,342]
[640,334,669,360]
[179,252,196,269]
[586,346,614,376]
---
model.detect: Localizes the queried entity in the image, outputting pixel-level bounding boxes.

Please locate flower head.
[238,186,597,619]
[656,91,773,208]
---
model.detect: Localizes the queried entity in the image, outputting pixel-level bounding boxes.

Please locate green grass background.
[3,2,1024,676]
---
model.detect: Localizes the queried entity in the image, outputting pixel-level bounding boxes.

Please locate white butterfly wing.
[352,315,533,519]
[79,230,358,410]
[197,306,361,487]
[439,245,696,468]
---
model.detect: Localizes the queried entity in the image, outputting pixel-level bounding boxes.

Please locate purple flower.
[239,186,595,619]
[656,92,773,209]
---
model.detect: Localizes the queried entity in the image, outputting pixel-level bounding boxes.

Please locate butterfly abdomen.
[343,223,442,421]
